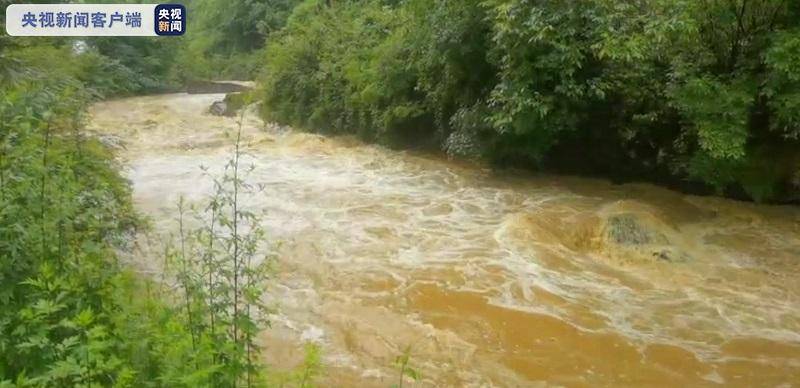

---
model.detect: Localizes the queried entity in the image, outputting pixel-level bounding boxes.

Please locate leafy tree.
[177,0,302,80]
[259,0,800,202]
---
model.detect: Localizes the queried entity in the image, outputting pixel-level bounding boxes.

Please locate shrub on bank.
[258,0,800,203]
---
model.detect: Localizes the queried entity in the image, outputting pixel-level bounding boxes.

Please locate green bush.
[0,75,162,385]
[1,37,323,385]
[0,25,283,386]
[174,0,302,82]
[258,0,800,202]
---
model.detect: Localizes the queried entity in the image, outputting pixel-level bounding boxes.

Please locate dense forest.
[1,0,800,386]
[257,0,800,204]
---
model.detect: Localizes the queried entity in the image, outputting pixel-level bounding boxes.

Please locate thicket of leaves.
[259,0,800,202]
[1,4,195,383]
[0,20,322,388]
[0,49,176,387]
[174,0,302,81]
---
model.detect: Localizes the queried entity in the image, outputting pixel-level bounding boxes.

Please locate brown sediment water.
[88,93,800,387]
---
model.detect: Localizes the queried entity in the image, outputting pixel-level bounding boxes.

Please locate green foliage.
[391,345,419,388]
[0,29,285,387]
[1,25,330,384]
[670,76,753,160]
[765,28,800,141]
[259,0,800,202]
[0,72,168,386]
[160,103,279,387]
[87,36,181,94]
[174,0,302,81]
[0,25,177,96]
[484,0,601,148]
[260,0,493,148]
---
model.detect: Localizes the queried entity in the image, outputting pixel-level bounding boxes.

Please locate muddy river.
[88,92,800,387]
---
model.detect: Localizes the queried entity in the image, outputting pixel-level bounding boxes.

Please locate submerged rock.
[209,100,228,116]
[95,133,126,150]
[604,213,668,246]
[502,200,695,264]
[651,248,691,263]
[600,208,691,263]
[209,92,246,117]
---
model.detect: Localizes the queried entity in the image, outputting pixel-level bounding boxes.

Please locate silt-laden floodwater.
[88,93,800,387]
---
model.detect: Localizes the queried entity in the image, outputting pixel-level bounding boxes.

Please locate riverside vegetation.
[170,0,800,202]
[0,10,324,387]
[253,0,800,203]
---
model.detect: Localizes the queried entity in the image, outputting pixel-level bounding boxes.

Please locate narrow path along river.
[88,92,800,387]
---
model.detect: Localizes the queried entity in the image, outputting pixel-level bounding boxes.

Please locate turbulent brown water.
[88,93,800,387]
